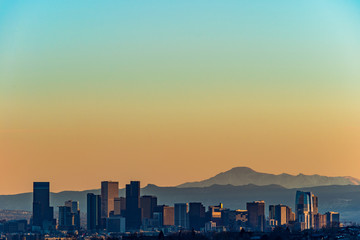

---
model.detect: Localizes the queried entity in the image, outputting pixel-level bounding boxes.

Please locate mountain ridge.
[177,167,360,188]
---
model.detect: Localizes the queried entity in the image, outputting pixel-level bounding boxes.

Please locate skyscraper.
[189,202,206,230]
[326,211,340,228]
[101,181,119,219]
[268,204,293,226]
[125,181,141,231]
[140,195,157,220]
[174,203,189,229]
[247,201,265,232]
[163,206,175,226]
[87,193,102,231]
[295,191,317,229]
[32,182,55,231]
[154,205,175,226]
[64,200,80,229]
[58,206,73,230]
[114,197,126,216]
[314,213,327,230]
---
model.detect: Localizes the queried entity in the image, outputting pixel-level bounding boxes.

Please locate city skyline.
[1,0,360,195]
[28,181,342,233]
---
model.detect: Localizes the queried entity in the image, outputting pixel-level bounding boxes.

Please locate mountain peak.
[228,167,257,173]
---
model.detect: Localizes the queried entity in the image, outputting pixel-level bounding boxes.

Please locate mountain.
[1,184,360,222]
[177,167,360,188]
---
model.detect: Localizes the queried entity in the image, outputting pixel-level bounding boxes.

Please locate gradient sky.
[0,0,360,194]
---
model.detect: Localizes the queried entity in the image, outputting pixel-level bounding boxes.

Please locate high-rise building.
[207,203,223,226]
[189,202,206,230]
[247,201,265,232]
[58,206,73,230]
[314,213,327,230]
[268,204,293,226]
[101,181,119,219]
[64,200,80,229]
[140,195,157,220]
[326,212,340,228]
[174,203,189,229]
[269,205,275,221]
[295,191,317,229]
[114,197,126,216]
[156,205,174,226]
[87,193,102,231]
[126,181,142,231]
[32,182,55,231]
[164,206,175,226]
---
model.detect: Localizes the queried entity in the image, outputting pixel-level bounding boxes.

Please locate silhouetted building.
[314,213,327,230]
[114,197,126,216]
[87,193,102,231]
[269,204,293,226]
[101,181,119,220]
[106,216,126,233]
[126,181,142,231]
[326,211,340,228]
[32,182,55,231]
[58,206,73,230]
[174,203,189,229]
[152,205,175,227]
[140,195,157,220]
[2,220,27,233]
[189,202,206,230]
[247,201,265,232]
[207,203,223,226]
[65,200,80,229]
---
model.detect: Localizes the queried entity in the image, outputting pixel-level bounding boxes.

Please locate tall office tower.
[101,181,119,219]
[325,212,340,228]
[140,195,158,220]
[114,197,126,216]
[287,206,296,222]
[58,206,74,230]
[87,193,102,231]
[65,200,80,229]
[207,203,224,226]
[268,204,292,226]
[312,195,319,214]
[154,205,175,226]
[189,202,206,230]
[174,203,189,229]
[269,205,275,221]
[32,182,55,231]
[72,201,80,229]
[126,181,142,231]
[314,213,327,230]
[295,191,317,229]
[163,206,175,226]
[247,201,265,232]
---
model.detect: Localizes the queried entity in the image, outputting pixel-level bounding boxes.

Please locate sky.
[0,0,360,195]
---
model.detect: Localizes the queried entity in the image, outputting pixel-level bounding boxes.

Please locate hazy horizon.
[1,0,360,195]
[1,166,359,195]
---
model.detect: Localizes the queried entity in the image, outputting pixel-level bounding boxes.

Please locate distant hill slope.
[1,184,360,222]
[178,167,360,188]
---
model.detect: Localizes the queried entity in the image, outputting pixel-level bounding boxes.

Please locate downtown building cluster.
[0,181,341,236]
[87,181,341,233]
